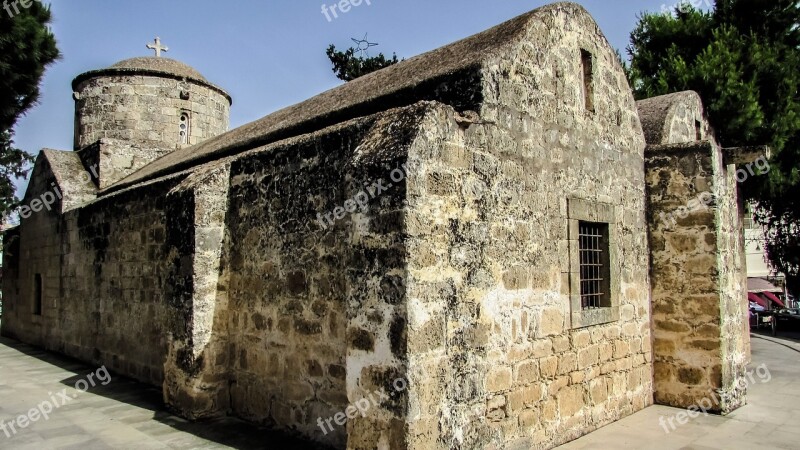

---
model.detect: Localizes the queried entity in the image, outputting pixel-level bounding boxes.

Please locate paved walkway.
[0,337,326,449]
[0,334,797,449]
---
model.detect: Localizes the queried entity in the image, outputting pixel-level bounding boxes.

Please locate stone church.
[2,3,757,449]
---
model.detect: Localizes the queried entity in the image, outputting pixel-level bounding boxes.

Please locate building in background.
[744,206,793,308]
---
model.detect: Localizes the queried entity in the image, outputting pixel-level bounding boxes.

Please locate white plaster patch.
[408,297,431,329]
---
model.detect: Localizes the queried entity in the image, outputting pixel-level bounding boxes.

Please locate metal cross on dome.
[146,37,169,57]
[351,33,378,57]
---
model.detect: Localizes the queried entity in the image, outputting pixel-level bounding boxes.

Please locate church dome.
[72,56,230,102]
[108,57,208,82]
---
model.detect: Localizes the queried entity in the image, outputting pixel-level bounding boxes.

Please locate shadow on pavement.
[0,336,334,450]
[750,330,800,354]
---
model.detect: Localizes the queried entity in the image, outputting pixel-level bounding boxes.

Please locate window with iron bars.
[579,221,611,309]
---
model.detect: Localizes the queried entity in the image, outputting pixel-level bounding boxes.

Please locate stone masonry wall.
[645,141,747,412]
[339,107,425,450]
[711,145,749,413]
[647,144,721,409]
[1,228,21,322]
[666,99,706,144]
[642,88,750,414]
[2,171,190,387]
[212,106,424,449]
[403,7,652,449]
[1,158,64,346]
[74,74,230,152]
[60,179,187,385]
[162,162,234,420]
[78,139,174,190]
[219,128,354,448]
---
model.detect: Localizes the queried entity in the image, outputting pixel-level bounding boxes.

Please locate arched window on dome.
[179,111,191,145]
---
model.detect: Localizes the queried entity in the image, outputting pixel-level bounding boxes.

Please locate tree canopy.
[626,0,800,292]
[325,44,399,82]
[0,1,60,222]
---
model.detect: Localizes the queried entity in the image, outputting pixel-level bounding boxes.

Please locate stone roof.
[39,150,98,211]
[111,57,207,81]
[102,2,593,195]
[72,57,230,102]
[41,149,82,184]
[642,140,712,157]
[636,91,702,145]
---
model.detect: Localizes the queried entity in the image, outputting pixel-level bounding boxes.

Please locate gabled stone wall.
[402,6,652,448]
[641,90,750,415]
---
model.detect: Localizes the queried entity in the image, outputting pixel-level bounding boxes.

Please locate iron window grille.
[579,221,610,309]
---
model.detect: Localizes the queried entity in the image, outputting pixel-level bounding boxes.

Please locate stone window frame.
[567,198,620,328]
[179,110,192,145]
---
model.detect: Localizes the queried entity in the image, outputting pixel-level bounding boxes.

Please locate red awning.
[762,291,786,308]
[749,293,768,308]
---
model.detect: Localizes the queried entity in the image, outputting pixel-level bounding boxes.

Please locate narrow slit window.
[179,111,191,145]
[581,49,595,112]
[33,274,43,316]
[695,120,703,141]
[578,222,610,309]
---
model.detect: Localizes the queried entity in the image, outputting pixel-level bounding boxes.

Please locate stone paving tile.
[559,335,800,449]
[37,425,87,439]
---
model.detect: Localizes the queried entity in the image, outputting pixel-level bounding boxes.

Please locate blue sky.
[13,0,683,194]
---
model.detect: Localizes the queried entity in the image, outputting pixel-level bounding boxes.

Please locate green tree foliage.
[0,1,60,222]
[627,0,800,293]
[326,44,399,82]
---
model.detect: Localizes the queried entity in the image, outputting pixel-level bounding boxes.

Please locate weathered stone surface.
[398,1,657,446]
[73,58,230,151]
[641,93,749,415]
[1,2,751,450]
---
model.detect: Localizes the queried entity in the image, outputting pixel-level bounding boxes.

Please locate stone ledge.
[571,307,620,329]
[567,199,615,223]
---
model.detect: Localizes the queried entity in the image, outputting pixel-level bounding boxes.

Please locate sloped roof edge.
[101,2,593,196]
[636,91,703,146]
